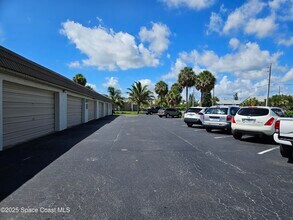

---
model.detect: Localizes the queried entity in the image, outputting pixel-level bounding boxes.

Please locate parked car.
[203,106,240,133]
[232,106,286,140]
[146,106,161,115]
[184,107,207,127]
[274,118,293,161]
[158,108,182,118]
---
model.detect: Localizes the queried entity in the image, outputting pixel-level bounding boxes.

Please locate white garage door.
[88,100,95,121]
[3,81,55,148]
[67,95,82,127]
[99,102,104,118]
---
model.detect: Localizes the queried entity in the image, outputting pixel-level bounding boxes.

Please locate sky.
[0,0,292,101]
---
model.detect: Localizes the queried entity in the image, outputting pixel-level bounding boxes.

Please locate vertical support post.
[266,63,272,106]
[82,98,88,123]
[0,78,3,151]
[55,91,67,131]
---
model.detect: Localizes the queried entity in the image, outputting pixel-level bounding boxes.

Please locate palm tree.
[178,67,196,110]
[108,87,124,110]
[127,81,154,114]
[167,89,182,107]
[155,81,168,107]
[73,73,87,86]
[195,70,216,107]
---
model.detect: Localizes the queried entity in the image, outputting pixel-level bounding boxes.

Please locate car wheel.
[233,132,242,140]
[159,115,162,118]
[280,144,293,158]
[187,123,192,127]
[150,112,153,115]
[166,113,170,118]
[206,128,212,132]
[178,114,182,118]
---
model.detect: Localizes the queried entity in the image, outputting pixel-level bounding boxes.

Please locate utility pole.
[212,88,215,106]
[279,85,281,95]
[266,63,272,106]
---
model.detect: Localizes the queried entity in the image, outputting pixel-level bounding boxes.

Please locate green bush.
[285,110,293,117]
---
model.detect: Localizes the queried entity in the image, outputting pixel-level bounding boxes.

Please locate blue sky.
[1,0,292,101]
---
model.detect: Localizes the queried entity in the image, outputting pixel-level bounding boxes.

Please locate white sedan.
[231,106,286,140]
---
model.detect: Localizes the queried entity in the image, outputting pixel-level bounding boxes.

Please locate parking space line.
[214,136,233,139]
[257,147,279,155]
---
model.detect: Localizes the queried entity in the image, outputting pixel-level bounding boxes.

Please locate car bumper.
[232,124,274,136]
[203,121,231,129]
[184,118,202,124]
[274,133,293,146]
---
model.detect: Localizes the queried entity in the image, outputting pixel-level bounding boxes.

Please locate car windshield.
[272,108,287,117]
[187,108,202,113]
[205,108,228,115]
[238,108,269,116]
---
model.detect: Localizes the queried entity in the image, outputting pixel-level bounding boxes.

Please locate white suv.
[231,106,286,140]
[184,107,207,127]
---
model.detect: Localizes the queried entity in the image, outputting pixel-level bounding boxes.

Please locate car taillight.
[226,115,232,121]
[275,120,280,133]
[232,117,236,123]
[264,117,275,126]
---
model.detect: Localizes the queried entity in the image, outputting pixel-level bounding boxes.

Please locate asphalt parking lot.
[0,114,292,219]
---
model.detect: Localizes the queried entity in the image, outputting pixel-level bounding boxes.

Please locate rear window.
[205,108,228,115]
[272,108,286,117]
[238,108,269,116]
[187,108,202,113]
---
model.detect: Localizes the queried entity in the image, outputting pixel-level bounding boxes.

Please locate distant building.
[217,99,242,106]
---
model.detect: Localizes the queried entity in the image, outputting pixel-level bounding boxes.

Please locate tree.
[211,96,219,105]
[155,81,168,107]
[241,97,260,106]
[178,67,196,110]
[127,81,154,114]
[86,85,95,91]
[73,73,87,86]
[108,87,124,110]
[234,92,239,100]
[167,83,182,107]
[270,95,293,110]
[195,70,216,107]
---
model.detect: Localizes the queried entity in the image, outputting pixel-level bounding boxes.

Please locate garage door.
[99,102,104,118]
[67,95,82,127]
[3,81,55,148]
[88,100,95,121]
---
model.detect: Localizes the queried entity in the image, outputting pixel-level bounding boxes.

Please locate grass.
[114,111,139,115]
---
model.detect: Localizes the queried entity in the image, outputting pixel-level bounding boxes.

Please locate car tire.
[233,132,242,140]
[150,112,153,115]
[206,128,212,132]
[187,123,192,127]
[178,114,182,118]
[166,113,170,118]
[280,144,293,158]
[159,115,162,118]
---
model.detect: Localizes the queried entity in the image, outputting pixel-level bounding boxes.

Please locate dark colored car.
[146,106,161,115]
[158,108,182,118]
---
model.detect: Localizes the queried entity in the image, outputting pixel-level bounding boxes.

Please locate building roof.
[0,46,112,103]
[217,99,242,105]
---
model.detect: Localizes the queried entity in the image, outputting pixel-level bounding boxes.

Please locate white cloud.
[161,0,215,10]
[86,83,97,91]
[229,38,240,50]
[278,37,293,46]
[162,40,283,80]
[207,12,223,34]
[223,0,266,34]
[281,68,293,82]
[61,21,170,71]
[139,79,155,92]
[244,15,277,38]
[68,61,81,68]
[103,77,120,88]
[139,22,171,54]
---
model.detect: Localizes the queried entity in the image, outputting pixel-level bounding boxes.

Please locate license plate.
[210,118,220,121]
[242,119,255,124]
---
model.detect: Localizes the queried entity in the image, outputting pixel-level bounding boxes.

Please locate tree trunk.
[137,102,140,114]
[186,87,189,110]
[200,91,203,107]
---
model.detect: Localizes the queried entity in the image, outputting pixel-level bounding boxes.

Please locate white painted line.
[121,149,128,151]
[258,147,279,155]
[214,136,232,139]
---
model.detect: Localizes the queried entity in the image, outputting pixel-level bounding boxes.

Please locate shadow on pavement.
[0,115,119,202]
[240,136,277,145]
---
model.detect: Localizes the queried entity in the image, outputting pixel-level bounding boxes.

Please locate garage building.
[0,46,112,151]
